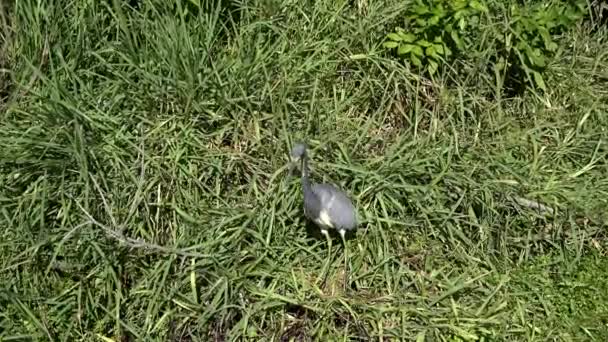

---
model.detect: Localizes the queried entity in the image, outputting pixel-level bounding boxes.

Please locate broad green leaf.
[535,53,546,68]
[431,6,446,17]
[494,57,505,71]
[469,0,487,12]
[520,18,535,32]
[450,31,464,50]
[547,41,558,52]
[458,17,466,30]
[452,0,467,10]
[410,55,423,67]
[383,41,399,49]
[533,71,546,91]
[454,10,464,20]
[417,39,432,47]
[539,28,557,52]
[398,44,415,55]
[387,33,402,41]
[411,45,424,56]
[565,7,583,20]
[429,15,440,25]
[428,59,439,74]
[414,5,429,15]
[444,45,452,56]
[433,44,444,54]
[426,46,439,59]
[525,47,545,67]
[469,14,480,26]
[398,32,417,43]
[510,4,518,15]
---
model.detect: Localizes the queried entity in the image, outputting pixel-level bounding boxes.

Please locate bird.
[290,142,357,284]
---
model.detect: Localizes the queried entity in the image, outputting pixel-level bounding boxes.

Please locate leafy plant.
[383,0,487,75]
[493,1,586,92]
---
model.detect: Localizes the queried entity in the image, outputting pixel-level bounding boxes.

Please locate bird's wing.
[311,184,340,205]
[310,184,338,228]
[312,184,357,229]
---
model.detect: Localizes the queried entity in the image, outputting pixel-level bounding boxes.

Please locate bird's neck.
[301,155,312,189]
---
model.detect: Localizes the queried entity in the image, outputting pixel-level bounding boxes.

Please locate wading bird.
[290,142,357,283]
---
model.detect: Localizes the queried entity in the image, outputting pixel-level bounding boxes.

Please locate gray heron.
[290,142,357,286]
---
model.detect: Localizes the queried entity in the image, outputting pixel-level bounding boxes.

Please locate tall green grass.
[1,0,607,340]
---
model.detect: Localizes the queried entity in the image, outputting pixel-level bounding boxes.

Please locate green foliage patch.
[384,0,587,92]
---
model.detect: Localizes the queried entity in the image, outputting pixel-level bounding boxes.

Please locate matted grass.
[1,0,607,340]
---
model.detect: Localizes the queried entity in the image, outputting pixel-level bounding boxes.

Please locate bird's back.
[312,183,357,230]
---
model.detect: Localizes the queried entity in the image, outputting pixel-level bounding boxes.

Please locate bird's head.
[289,142,308,178]
[290,143,308,161]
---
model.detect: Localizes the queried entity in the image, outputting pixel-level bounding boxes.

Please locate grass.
[1,0,607,340]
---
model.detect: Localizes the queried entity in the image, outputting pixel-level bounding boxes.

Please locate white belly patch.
[316,209,334,228]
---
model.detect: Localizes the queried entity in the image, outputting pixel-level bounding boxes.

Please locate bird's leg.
[340,229,349,291]
[320,229,332,286]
